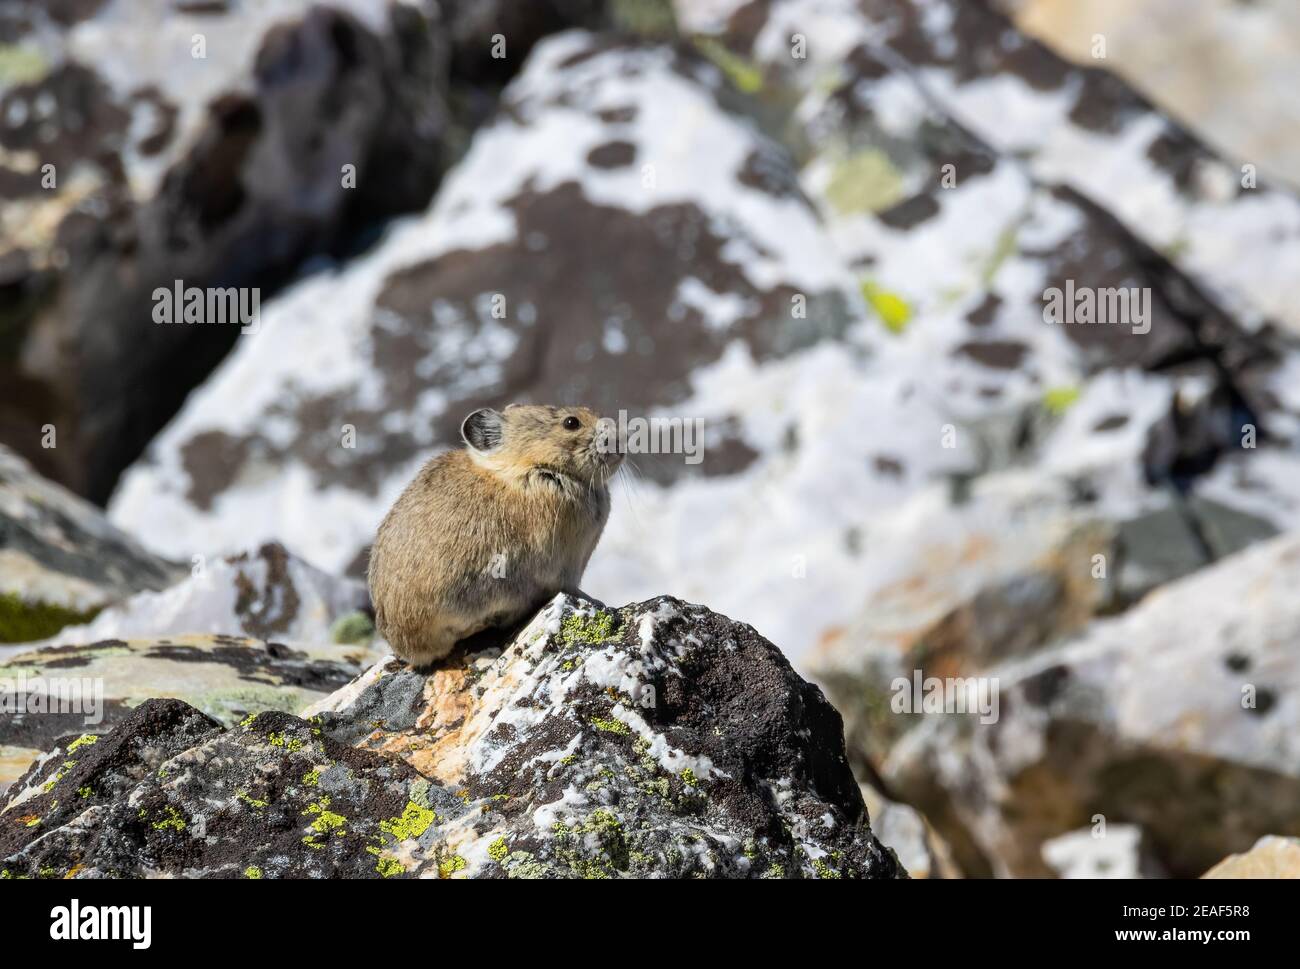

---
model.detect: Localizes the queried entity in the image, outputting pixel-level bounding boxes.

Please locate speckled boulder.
[808,468,1278,773]
[107,27,878,659]
[0,594,905,878]
[880,530,1300,878]
[107,18,1300,669]
[677,0,1300,339]
[1000,0,1300,190]
[0,445,182,644]
[0,0,450,502]
[32,541,371,650]
[0,630,380,793]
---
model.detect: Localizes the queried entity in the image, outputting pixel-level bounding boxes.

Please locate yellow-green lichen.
[553,809,629,878]
[244,866,263,879]
[236,790,268,809]
[692,36,762,94]
[488,837,509,862]
[826,150,905,215]
[438,855,467,878]
[376,856,406,878]
[861,281,912,335]
[330,611,375,645]
[0,45,48,86]
[303,797,346,835]
[610,0,677,39]
[980,221,1022,286]
[302,768,320,787]
[151,806,186,833]
[0,593,100,644]
[590,716,630,735]
[559,611,618,647]
[1043,385,1081,416]
[680,768,698,788]
[66,734,99,754]
[812,857,842,879]
[379,801,436,841]
[267,731,303,753]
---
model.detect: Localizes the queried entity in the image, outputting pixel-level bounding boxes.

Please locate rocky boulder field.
[3,0,1300,877]
[2,595,902,879]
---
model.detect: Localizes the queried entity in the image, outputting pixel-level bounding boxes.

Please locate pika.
[368,404,623,667]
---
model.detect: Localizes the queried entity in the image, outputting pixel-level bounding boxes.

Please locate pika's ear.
[461,408,504,452]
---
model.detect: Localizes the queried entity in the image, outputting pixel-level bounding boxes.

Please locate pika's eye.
[563,416,581,431]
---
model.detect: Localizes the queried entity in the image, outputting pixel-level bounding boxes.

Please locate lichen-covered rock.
[107,28,884,657]
[0,595,905,878]
[0,445,182,644]
[0,0,451,502]
[1202,835,1300,879]
[880,530,1300,877]
[0,631,379,792]
[31,541,370,650]
[107,21,1299,667]
[809,469,1277,769]
[810,471,1117,767]
[678,0,1300,339]
[1003,0,1300,190]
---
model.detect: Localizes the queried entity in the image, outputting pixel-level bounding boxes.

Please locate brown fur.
[368,404,622,666]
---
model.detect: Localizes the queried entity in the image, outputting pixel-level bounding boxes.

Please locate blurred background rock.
[1003,0,1300,190]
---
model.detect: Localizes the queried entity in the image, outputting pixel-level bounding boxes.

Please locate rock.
[1112,503,1208,603]
[1186,495,1279,560]
[440,0,607,91]
[108,20,1296,667]
[1202,835,1300,879]
[1002,0,1300,190]
[0,445,182,645]
[0,0,451,502]
[683,0,1300,341]
[28,541,370,651]
[0,631,379,792]
[1114,496,1277,603]
[0,594,905,878]
[810,470,1119,768]
[880,530,1300,877]
[1041,823,1164,878]
[860,782,957,878]
[808,465,1279,829]
[108,28,882,658]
